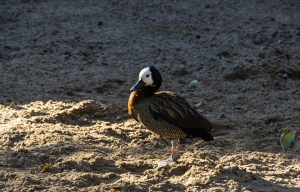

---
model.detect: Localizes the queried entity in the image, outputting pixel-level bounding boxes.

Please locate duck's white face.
[139,67,154,86]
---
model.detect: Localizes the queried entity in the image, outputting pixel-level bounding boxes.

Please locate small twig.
[9,102,17,108]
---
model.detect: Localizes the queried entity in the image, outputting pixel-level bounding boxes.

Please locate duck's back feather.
[130,91,214,141]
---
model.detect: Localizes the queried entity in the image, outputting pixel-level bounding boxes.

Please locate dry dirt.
[1,0,300,191]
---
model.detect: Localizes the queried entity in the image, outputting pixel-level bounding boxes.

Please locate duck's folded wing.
[148,92,213,140]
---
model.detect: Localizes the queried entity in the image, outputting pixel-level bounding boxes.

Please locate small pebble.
[283,73,288,78]
[218,113,226,119]
[217,52,229,59]
[271,31,278,38]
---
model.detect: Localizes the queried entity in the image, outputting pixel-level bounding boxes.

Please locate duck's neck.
[128,85,161,117]
[128,86,155,106]
[128,86,155,116]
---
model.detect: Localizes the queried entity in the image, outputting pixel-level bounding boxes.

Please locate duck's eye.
[146,74,149,78]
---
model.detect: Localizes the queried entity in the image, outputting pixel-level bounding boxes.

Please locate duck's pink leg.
[171,139,180,161]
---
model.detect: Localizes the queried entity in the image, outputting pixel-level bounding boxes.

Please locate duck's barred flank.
[134,97,187,139]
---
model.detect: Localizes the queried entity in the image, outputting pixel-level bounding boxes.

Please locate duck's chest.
[128,91,150,120]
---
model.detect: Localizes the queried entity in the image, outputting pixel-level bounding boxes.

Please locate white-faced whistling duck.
[128,66,214,167]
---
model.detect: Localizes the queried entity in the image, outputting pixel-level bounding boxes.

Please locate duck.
[128,66,214,167]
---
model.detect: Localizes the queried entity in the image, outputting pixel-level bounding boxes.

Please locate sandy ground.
[1,0,300,191]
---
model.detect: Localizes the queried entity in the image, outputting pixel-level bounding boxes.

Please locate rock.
[271,31,278,38]
[217,51,230,59]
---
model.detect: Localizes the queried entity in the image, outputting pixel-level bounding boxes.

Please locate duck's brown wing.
[148,92,213,141]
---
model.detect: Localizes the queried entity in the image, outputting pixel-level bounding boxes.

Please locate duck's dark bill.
[130,80,145,92]
[157,158,173,168]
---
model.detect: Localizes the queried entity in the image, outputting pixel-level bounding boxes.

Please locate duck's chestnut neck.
[128,86,157,108]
